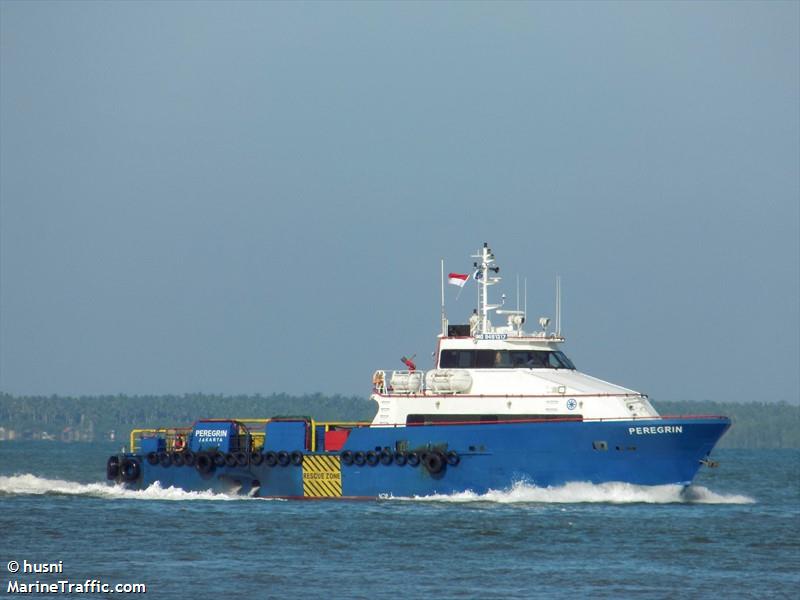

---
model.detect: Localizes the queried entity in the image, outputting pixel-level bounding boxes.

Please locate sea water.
[0,442,797,599]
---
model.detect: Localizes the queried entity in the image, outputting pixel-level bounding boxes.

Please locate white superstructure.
[370,243,659,426]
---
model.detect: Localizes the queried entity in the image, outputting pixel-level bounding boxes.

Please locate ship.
[106,243,730,499]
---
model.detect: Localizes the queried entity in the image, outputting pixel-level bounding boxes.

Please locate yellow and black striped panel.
[302,455,342,498]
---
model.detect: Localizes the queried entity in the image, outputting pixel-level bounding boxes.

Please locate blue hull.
[111,417,730,498]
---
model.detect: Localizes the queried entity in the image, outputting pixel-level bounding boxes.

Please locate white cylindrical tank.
[425,370,473,393]
[390,371,423,393]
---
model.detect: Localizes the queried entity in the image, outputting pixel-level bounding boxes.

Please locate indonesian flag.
[448,272,469,287]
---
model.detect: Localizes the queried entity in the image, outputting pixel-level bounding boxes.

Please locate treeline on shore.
[0,393,797,448]
[0,393,375,444]
[655,400,798,449]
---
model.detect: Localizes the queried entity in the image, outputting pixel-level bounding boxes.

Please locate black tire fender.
[196,452,214,474]
[120,458,141,482]
[235,451,248,467]
[423,451,445,474]
[106,456,120,480]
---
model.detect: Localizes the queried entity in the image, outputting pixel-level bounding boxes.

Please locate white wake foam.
[0,474,248,501]
[400,480,755,505]
[0,474,755,505]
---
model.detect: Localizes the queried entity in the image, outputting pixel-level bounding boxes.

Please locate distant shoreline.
[1,393,797,449]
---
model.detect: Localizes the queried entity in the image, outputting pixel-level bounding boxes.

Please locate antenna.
[556,275,562,336]
[524,277,528,328]
[516,274,520,312]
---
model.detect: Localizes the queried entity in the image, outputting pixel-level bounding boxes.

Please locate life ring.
[158,451,172,467]
[393,451,407,466]
[379,449,393,465]
[277,451,290,467]
[195,452,214,474]
[446,450,460,466]
[183,451,196,466]
[235,451,249,467]
[250,451,264,466]
[423,451,445,474]
[290,451,304,466]
[341,450,354,465]
[213,452,226,467]
[353,451,366,466]
[407,452,420,467]
[106,456,120,480]
[146,452,159,466]
[120,458,141,482]
[171,451,185,467]
[173,435,186,452]
[264,451,278,467]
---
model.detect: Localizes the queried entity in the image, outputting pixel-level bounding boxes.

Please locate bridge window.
[439,349,576,370]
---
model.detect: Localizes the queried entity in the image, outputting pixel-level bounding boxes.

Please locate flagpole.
[440,258,447,336]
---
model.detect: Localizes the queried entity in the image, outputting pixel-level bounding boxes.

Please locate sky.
[1,1,798,405]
